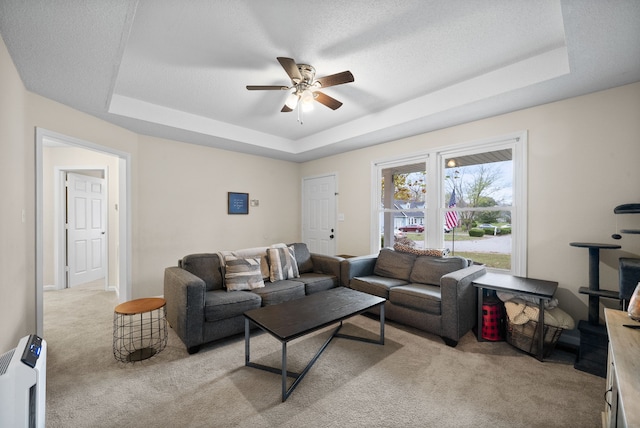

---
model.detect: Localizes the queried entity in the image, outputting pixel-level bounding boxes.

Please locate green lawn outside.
[444,233,478,241]
[401,230,511,270]
[452,251,511,270]
[404,231,502,242]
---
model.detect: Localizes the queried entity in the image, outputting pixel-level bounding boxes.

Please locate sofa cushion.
[409,255,469,286]
[181,253,223,291]
[289,242,314,274]
[268,246,300,282]
[295,272,337,295]
[373,248,417,281]
[350,275,407,299]
[224,256,265,291]
[389,284,442,315]
[204,289,261,322]
[252,280,305,306]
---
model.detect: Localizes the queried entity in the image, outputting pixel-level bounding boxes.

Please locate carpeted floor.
[43,284,604,427]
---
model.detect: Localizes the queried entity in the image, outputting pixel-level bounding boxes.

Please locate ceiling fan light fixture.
[285,92,300,109]
[300,90,314,112]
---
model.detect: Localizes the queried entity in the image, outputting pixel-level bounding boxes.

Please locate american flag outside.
[445,189,459,230]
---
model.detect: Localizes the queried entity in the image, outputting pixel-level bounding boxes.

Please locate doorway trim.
[35,127,132,337]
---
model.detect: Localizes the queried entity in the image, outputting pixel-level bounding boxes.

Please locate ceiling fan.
[246,57,354,113]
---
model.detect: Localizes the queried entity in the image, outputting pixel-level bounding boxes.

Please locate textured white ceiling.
[1,0,639,161]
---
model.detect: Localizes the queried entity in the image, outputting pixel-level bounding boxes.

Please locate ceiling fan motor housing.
[296,64,316,85]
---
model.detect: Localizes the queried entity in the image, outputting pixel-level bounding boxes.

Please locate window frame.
[371,154,429,251]
[372,131,527,275]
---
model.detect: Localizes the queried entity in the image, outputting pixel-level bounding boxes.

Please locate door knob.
[329,235,334,239]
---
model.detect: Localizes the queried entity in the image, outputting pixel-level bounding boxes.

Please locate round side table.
[113,297,168,362]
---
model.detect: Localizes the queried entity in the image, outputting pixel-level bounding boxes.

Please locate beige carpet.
[43,284,604,428]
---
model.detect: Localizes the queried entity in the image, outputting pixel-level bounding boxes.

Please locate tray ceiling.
[1,0,639,162]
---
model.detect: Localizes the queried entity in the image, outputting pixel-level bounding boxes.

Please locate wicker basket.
[505,319,563,358]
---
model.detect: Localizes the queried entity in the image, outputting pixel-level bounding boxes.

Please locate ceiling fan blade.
[277,57,302,83]
[315,71,354,88]
[281,105,293,112]
[246,85,289,90]
[314,91,343,110]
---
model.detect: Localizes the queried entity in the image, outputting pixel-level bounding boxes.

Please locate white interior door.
[302,174,336,255]
[66,172,106,287]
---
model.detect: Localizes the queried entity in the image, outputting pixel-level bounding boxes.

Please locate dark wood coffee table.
[244,287,385,401]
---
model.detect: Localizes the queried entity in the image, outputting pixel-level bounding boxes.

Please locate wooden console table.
[603,309,640,428]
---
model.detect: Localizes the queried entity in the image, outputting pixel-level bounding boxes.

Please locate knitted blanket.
[502,298,575,329]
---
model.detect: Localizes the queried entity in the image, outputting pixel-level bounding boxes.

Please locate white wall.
[133,134,301,296]
[300,82,640,323]
[0,33,31,351]
[27,99,303,300]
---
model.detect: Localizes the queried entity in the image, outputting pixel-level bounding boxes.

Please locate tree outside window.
[375,134,525,274]
[444,150,513,270]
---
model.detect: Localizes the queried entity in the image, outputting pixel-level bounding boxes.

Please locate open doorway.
[35,128,131,336]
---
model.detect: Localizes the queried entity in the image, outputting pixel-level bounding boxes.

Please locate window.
[379,159,428,249]
[373,132,527,275]
[443,149,514,270]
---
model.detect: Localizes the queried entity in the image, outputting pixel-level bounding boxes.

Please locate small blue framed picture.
[228,192,249,215]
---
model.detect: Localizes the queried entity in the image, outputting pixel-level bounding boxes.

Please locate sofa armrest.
[310,253,343,279]
[440,264,487,342]
[340,254,378,287]
[164,266,206,349]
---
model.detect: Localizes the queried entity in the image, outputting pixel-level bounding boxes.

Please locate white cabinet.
[603,346,622,427]
[603,309,640,428]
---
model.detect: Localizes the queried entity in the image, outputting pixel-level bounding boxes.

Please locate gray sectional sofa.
[164,242,342,353]
[340,247,487,346]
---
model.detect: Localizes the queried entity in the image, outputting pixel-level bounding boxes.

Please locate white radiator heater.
[0,334,47,428]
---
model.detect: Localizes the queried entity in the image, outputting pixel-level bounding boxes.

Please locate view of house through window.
[376,136,524,274]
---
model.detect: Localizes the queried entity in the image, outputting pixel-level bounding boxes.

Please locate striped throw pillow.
[268,246,300,282]
[224,256,265,291]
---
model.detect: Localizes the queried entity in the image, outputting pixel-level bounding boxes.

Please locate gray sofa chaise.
[340,247,487,346]
[164,242,342,354]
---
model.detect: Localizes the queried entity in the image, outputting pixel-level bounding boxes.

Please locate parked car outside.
[398,224,424,232]
[478,223,498,235]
